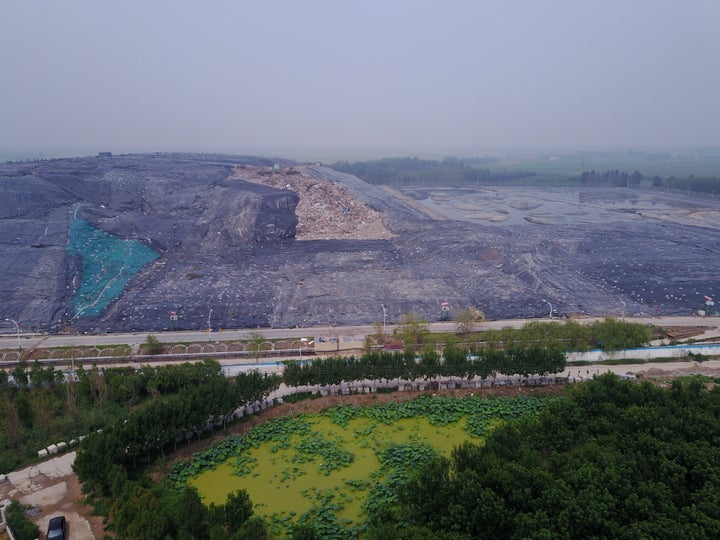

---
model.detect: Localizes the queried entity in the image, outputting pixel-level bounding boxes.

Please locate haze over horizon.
[2,1,719,161]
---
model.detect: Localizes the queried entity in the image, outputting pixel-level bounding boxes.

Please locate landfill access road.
[0,315,716,352]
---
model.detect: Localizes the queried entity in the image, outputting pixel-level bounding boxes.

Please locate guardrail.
[0,348,317,370]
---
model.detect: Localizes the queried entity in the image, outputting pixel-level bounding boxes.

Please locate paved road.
[1,315,717,352]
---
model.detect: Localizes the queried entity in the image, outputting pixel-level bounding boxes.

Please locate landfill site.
[1,152,719,334]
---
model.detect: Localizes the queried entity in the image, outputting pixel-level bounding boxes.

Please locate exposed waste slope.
[230,165,394,240]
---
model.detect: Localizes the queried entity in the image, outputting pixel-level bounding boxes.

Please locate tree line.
[330,157,534,187]
[378,374,720,539]
[71,362,279,539]
[392,317,652,353]
[0,319,651,472]
[283,345,566,389]
[651,174,720,196]
[0,358,260,471]
[480,319,652,352]
[578,168,720,196]
[580,169,643,187]
[0,319,654,537]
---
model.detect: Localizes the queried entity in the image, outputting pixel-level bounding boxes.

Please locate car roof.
[48,515,65,525]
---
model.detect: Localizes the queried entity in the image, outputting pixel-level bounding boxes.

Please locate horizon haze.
[2,1,719,161]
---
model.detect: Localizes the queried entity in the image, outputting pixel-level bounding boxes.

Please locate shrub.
[5,500,40,540]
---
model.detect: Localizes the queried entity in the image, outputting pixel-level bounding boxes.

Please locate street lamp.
[207,309,213,342]
[4,318,20,351]
[381,304,387,328]
[619,298,626,321]
[542,299,553,319]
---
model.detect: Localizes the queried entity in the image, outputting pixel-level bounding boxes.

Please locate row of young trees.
[72,363,280,539]
[73,366,279,494]
[283,345,566,389]
[480,319,652,351]
[391,316,651,353]
[0,358,246,471]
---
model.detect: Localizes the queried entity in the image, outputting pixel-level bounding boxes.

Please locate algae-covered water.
[179,395,547,536]
[190,414,472,527]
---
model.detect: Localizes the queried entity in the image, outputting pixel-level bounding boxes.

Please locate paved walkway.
[1,451,95,539]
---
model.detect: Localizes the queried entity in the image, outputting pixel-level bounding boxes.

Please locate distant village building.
[98,152,112,158]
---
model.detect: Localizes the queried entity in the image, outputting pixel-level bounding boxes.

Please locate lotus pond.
[169,394,548,538]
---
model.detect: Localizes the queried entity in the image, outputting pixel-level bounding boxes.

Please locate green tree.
[395,374,720,538]
[0,392,24,447]
[29,361,58,388]
[246,331,266,363]
[159,485,210,540]
[291,522,320,539]
[209,489,254,536]
[11,361,28,389]
[144,334,163,355]
[364,335,374,355]
[14,392,33,429]
[111,483,171,539]
[87,364,108,404]
[5,500,40,540]
[591,318,651,350]
[455,307,484,334]
[397,312,430,351]
[232,516,268,539]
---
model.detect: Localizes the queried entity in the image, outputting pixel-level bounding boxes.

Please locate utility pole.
[4,318,20,351]
[542,299,553,319]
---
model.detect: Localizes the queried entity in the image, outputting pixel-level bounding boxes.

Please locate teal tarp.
[67,219,159,317]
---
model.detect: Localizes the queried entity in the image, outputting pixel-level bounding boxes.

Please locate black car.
[46,515,66,540]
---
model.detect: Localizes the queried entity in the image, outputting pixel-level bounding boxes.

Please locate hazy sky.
[2,1,719,159]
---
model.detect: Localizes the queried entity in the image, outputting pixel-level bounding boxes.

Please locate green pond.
[190,414,474,528]
[177,395,548,536]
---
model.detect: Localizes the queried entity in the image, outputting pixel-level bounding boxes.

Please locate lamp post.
[207,309,213,342]
[4,318,20,351]
[619,298,626,321]
[381,304,387,328]
[542,299,553,319]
